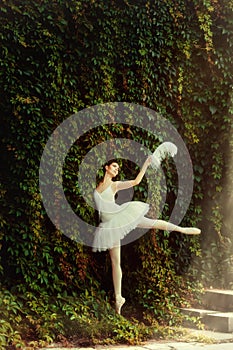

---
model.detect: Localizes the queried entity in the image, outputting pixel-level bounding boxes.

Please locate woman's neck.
[101,175,112,186]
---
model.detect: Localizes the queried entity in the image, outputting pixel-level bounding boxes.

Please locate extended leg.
[109,244,126,314]
[137,217,201,234]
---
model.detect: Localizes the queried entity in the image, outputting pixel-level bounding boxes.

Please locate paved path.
[43,329,233,350]
[42,343,233,350]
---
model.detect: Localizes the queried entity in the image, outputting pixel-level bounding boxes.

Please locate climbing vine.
[0,0,232,347]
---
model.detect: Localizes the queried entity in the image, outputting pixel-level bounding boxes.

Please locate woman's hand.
[145,155,152,166]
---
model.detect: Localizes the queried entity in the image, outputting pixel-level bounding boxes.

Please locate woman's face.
[105,162,119,178]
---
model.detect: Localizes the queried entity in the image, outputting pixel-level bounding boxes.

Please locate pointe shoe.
[115,296,125,315]
[182,227,201,235]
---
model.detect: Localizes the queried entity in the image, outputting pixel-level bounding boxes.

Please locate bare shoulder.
[95,183,102,193]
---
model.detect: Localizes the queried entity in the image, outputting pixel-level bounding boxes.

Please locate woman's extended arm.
[114,156,152,192]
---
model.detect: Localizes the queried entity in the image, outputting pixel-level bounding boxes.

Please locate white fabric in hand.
[151,142,177,169]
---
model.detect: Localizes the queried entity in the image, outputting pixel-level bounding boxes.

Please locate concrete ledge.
[203,289,233,312]
[204,312,233,333]
[181,307,218,318]
[181,308,233,332]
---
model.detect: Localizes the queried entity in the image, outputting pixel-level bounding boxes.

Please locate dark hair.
[103,159,119,168]
[96,159,120,183]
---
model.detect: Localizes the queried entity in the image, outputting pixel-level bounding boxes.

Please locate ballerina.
[93,151,201,315]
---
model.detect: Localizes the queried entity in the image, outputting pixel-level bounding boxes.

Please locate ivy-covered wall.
[0,0,233,347]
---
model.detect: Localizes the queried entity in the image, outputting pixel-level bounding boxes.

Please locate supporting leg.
[109,244,125,314]
[137,217,201,234]
[109,245,122,297]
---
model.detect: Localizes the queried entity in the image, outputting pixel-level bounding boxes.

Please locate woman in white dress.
[93,157,201,315]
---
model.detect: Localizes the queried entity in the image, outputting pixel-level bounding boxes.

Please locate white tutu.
[92,185,149,252]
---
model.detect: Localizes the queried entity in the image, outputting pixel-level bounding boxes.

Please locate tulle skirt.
[92,201,149,252]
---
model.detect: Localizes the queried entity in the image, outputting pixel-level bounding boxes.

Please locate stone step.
[181,307,218,318]
[181,307,233,333]
[203,289,233,311]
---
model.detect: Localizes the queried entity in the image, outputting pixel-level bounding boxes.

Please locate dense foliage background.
[0,0,233,348]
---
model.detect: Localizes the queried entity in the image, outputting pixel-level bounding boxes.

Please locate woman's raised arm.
[114,156,152,192]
